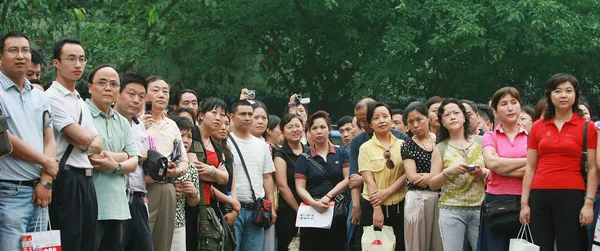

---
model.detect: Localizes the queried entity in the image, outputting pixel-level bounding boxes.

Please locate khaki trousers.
[147,182,176,251]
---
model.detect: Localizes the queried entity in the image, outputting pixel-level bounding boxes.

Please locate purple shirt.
[482,124,528,195]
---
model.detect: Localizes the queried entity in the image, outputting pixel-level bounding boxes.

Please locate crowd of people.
[1,31,599,251]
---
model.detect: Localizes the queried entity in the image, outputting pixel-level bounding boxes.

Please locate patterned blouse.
[174,162,200,227]
[437,136,485,209]
[401,138,434,191]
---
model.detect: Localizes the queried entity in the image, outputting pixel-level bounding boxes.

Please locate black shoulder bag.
[228,135,272,228]
[581,121,589,183]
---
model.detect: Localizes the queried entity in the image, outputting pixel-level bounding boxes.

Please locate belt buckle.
[85,169,93,177]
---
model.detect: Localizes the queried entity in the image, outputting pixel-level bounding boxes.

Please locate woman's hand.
[369,189,389,207]
[373,207,384,228]
[580,203,594,226]
[310,199,329,213]
[445,164,467,175]
[179,181,197,196]
[519,205,530,225]
[415,173,431,188]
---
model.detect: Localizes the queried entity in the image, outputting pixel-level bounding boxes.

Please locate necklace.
[202,138,212,149]
[413,132,434,151]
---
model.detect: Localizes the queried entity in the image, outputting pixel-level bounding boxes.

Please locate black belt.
[240,202,255,210]
[0,179,37,187]
[63,165,93,177]
[133,192,145,197]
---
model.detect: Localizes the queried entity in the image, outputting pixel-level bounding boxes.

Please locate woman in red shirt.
[520,73,598,251]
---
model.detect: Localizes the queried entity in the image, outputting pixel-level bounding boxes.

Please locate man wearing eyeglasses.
[0,32,59,250]
[46,38,104,251]
[85,65,141,250]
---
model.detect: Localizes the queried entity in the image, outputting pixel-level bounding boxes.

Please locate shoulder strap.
[581,122,588,179]
[228,134,256,201]
[301,153,329,178]
[59,110,83,170]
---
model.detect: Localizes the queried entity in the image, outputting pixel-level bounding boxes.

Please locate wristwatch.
[40,180,52,189]
[113,162,123,175]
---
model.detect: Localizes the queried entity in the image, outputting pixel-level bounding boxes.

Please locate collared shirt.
[529,114,597,190]
[358,132,406,205]
[0,73,50,180]
[482,123,528,195]
[128,121,150,193]
[87,100,140,220]
[146,116,188,162]
[294,143,349,199]
[228,133,275,203]
[349,129,408,176]
[46,81,98,169]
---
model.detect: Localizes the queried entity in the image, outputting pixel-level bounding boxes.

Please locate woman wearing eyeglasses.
[429,98,488,251]
[358,102,407,251]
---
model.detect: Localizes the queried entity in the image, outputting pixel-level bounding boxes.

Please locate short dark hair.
[544,73,582,120]
[52,38,82,60]
[170,107,197,123]
[146,75,168,88]
[199,97,227,118]
[534,98,547,121]
[171,115,195,132]
[280,113,303,132]
[437,98,471,143]
[264,114,281,139]
[425,96,443,109]
[477,104,494,125]
[31,48,43,64]
[0,32,29,53]
[403,101,429,125]
[252,100,268,114]
[231,100,253,114]
[173,89,198,106]
[521,105,534,120]
[366,102,392,126]
[337,115,353,129]
[460,99,479,114]
[391,109,404,116]
[491,87,521,110]
[120,73,147,93]
[306,110,331,131]
[88,64,118,84]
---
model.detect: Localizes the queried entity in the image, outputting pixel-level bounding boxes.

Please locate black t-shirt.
[273,142,308,207]
[400,138,435,191]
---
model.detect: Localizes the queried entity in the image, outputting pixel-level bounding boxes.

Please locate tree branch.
[142,0,179,41]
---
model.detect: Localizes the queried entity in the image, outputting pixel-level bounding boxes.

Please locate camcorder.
[290,93,310,106]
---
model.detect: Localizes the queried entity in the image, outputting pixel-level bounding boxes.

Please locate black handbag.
[483,197,521,232]
[143,149,168,181]
[228,135,273,228]
[581,122,589,183]
[0,108,13,158]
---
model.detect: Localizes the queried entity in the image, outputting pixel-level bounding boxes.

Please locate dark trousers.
[530,189,588,251]
[476,193,521,251]
[49,168,98,251]
[360,198,405,251]
[96,220,123,251]
[299,217,346,251]
[276,204,298,251]
[185,204,199,251]
[122,195,154,251]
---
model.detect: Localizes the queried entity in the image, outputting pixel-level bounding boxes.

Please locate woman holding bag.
[520,73,598,251]
[359,102,407,251]
[295,111,349,251]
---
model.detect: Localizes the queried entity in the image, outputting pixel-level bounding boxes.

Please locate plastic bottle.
[224,191,233,213]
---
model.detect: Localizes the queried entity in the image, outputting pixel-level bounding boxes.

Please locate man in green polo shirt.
[86,65,141,250]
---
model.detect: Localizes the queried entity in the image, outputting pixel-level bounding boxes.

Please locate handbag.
[581,121,589,183]
[509,224,539,251]
[143,149,168,181]
[361,225,395,251]
[21,210,61,251]
[483,197,521,232]
[0,107,12,157]
[301,152,349,223]
[288,229,300,251]
[198,179,225,251]
[228,135,273,228]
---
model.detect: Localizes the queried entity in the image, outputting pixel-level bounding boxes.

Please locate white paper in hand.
[295,202,334,229]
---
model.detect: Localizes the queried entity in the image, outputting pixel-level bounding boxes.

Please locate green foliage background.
[4,0,600,119]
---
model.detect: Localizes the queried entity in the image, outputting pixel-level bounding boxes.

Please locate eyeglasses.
[3,47,30,55]
[384,150,394,169]
[62,57,88,65]
[93,80,120,89]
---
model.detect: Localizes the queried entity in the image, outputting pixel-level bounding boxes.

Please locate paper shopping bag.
[509,224,539,251]
[361,225,395,251]
[21,209,61,251]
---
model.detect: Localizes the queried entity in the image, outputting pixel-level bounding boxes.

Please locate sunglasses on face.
[384,150,394,169]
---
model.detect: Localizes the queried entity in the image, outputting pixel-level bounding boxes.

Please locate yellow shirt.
[358,132,407,205]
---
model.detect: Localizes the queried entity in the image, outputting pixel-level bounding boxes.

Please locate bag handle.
[517,224,535,243]
[58,110,83,172]
[581,121,588,181]
[228,134,257,201]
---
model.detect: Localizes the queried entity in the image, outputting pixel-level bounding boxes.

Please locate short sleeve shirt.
[228,134,275,203]
[46,81,98,169]
[482,124,528,195]
[528,114,597,190]
[146,116,188,163]
[294,143,349,199]
[0,74,51,180]
[349,129,408,176]
[401,138,435,191]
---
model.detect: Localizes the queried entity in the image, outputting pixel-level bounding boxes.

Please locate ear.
[229,113,234,120]
[88,83,93,93]
[52,59,60,68]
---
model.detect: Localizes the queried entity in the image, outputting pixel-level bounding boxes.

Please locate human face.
[25,63,41,80]
[297,105,308,124]
[370,106,392,135]
[146,80,170,112]
[462,103,480,134]
[339,123,353,146]
[178,92,198,115]
[477,116,491,132]
[519,112,533,132]
[115,82,146,119]
[428,102,441,128]
[213,118,230,142]
[231,105,253,133]
[200,106,226,132]
[53,43,85,81]
[0,37,31,79]
[406,110,430,138]
[310,118,330,145]
[579,104,591,121]
[267,126,283,145]
[391,114,406,132]
[550,81,576,112]
[354,108,369,130]
[351,116,363,135]
[180,129,192,152]
[88,67,120,108]
[283,117,303,143]
[441,103,465,131]
[250,107,268,137]
[494,94,521,125]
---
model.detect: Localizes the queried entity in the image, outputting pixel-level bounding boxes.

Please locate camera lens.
[296,94,302,100]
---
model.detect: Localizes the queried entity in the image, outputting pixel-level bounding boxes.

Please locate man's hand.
[32,181,52,207]
[239,88,249,100]
[348,174,364,189]
[89,151,118,172]
[166,161,180,178]
[231,200,241,214]
[41,156,59,179]
[224,211,238,226]
[369,188,389,207]
[270,207,277,225]
[140,114,154,129]
[350,204,361,225]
